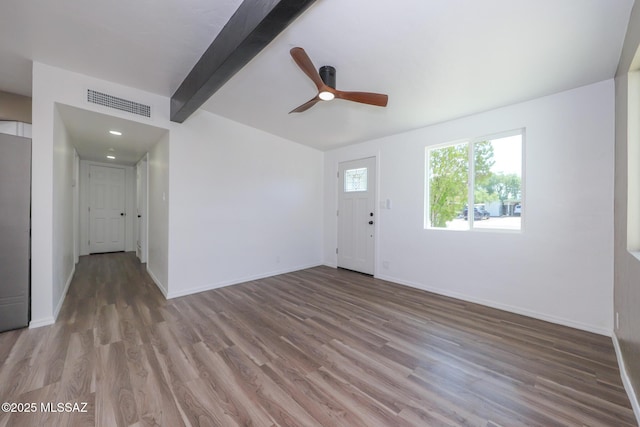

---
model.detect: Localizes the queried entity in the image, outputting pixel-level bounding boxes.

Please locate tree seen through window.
[427,132,522,230]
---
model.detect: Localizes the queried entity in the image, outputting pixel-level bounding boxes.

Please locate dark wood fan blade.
[334,90,388,107]
[290,47,325,90]
[289,96,322,113]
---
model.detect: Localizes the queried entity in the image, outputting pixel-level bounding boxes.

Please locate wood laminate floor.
[0,252,635,426]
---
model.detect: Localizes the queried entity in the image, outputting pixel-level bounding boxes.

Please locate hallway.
[0,252,165,426]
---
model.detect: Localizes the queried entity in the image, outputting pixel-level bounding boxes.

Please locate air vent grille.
[87,89,151,118]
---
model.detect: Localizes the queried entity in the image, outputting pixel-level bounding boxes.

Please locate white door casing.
[136,156,148,262]
[338,157,376,275]
[89,165,126,253]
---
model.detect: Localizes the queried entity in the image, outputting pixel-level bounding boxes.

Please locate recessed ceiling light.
[109,130,122,136]
[107,155,116,160]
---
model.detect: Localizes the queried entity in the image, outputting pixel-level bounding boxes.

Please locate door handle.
[368,220,374,225]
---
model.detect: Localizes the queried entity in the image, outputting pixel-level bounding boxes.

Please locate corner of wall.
[147,265,168,298]
[53,265,75,320]
[613,333,640,425]
[29,317,55,329]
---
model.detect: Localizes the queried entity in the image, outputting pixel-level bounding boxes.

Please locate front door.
[89,165,126,253]
[338,157,376,275]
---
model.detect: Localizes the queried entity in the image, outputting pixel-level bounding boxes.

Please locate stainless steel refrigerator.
[0,131,31,332]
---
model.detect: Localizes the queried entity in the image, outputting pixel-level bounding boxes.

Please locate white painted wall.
[78,160,136,255]
[147,133,170,295]
[167,110,324,298]
[52,105,76,319]
[31,66,55,327]
[324,80,615,335]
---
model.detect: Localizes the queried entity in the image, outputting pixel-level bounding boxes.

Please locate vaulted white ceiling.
[0,0,634,151]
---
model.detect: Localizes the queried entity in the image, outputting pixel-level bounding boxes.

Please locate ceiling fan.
[289,47,388,113]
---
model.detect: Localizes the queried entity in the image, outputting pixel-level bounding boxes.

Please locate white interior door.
[338,157,376,275]
[89,165,126,253]
[135,157,148,262]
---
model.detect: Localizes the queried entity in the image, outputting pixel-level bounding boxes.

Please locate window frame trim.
[424,128,525,233]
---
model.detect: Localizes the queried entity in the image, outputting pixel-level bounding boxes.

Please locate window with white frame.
[426,130,523,231]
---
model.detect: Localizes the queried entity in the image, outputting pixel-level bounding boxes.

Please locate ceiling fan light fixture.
[288,47,388,113]
[319,91,335,101]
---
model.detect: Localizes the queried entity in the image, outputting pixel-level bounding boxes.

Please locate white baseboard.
[374,273,611,336]
[147,267,168,298]
[31,265,76,329]
[29,317,55,329]
[613,333,640,425]
[166,263,323,299]
[53,265,76,320]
